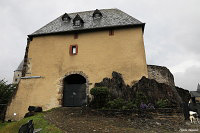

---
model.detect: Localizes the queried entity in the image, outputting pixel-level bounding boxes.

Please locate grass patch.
[0,113,62,133]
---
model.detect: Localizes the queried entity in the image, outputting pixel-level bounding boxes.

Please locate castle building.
[12,60,24,84]
[190,83,200,103]
[6,9,148,120]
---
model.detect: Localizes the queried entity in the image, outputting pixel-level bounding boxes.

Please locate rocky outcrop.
[147,65,175,86]
[95,72,130,100]
[132,77,182,107]
[175,87,191,104]
[95,71,189,107]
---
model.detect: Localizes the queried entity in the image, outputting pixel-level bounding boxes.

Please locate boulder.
[34,107,43,112]
[28,106,42,112]
[24,112,35,118]
[28,106,36,112]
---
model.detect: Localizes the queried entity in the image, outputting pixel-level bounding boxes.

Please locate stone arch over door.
[57,71,89,106]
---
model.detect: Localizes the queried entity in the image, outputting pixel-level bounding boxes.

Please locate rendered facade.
[6,9,148,120]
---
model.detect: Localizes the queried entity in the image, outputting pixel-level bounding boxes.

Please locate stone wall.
[147,65,175,86]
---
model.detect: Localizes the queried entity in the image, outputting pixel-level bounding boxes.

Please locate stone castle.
[6,9,181,121]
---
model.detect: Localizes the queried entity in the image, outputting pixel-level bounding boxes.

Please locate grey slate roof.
[29,8,144,37]
[15,60,24,71]
[190,91,200,97]
[190,84,200,97]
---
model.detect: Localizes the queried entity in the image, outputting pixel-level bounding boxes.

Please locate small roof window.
[73,14,84,27]
[93,9,102,19]
[62,13,71,22]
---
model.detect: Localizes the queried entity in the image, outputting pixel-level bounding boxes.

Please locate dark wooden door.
[63,84,86,107]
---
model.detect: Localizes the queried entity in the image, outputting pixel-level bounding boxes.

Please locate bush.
[156,99,169,108]
[0,79,16,104]
[122,101,137,110]
[107,98,125,109]
[90,87,110,108]
[106,98,136,110]
[133,91,148,108]
[0,79,17,121]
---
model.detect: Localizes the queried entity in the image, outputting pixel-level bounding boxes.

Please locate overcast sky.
[0,0,200,91]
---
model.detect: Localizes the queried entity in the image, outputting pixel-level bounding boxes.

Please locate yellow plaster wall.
[6,27,148,120]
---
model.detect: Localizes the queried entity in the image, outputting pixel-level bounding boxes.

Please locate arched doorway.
[63,74,86,107]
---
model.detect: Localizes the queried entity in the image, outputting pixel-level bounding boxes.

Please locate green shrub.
[90,87,110,108]
[106,98,136,110]
[156,99,169,108]
[107,98,125,109]
[122,102,137,110]
[90,87,109,96]
[0,79,17,121]
[133,91,148,108]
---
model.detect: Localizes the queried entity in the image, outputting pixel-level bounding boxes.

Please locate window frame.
[69,45,78,55]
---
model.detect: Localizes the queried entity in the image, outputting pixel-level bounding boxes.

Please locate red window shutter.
[109,29,114,36]
[69,45,72,55]
[75,45,78,54]
[74,33,78,39]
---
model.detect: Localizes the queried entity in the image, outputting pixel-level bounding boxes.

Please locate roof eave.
[28,23,145,38]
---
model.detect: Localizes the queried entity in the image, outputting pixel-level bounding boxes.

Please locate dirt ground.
[44,107,200,133]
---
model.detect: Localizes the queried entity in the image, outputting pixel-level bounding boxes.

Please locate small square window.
[75,20,81,26]
[69,45,78,55]
[94,13,101,18]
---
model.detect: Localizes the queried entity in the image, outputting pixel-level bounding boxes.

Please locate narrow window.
[109,29,114,36]
[74,33,78,39]
[72,46,76,54]
[69,45,78,55]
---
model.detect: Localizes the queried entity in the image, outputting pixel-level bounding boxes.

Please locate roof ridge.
[66,8,119,15]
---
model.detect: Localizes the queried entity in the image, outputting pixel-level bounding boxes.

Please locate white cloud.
[174,65,200,91]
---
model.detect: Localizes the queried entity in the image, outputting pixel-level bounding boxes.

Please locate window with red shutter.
[69,45,78,55]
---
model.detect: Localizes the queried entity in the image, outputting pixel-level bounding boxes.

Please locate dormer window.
[93,9,102,19]
[75,20,81,26]
[73,14,84,27]
[94,13,101,18]
[62,13,71,22]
